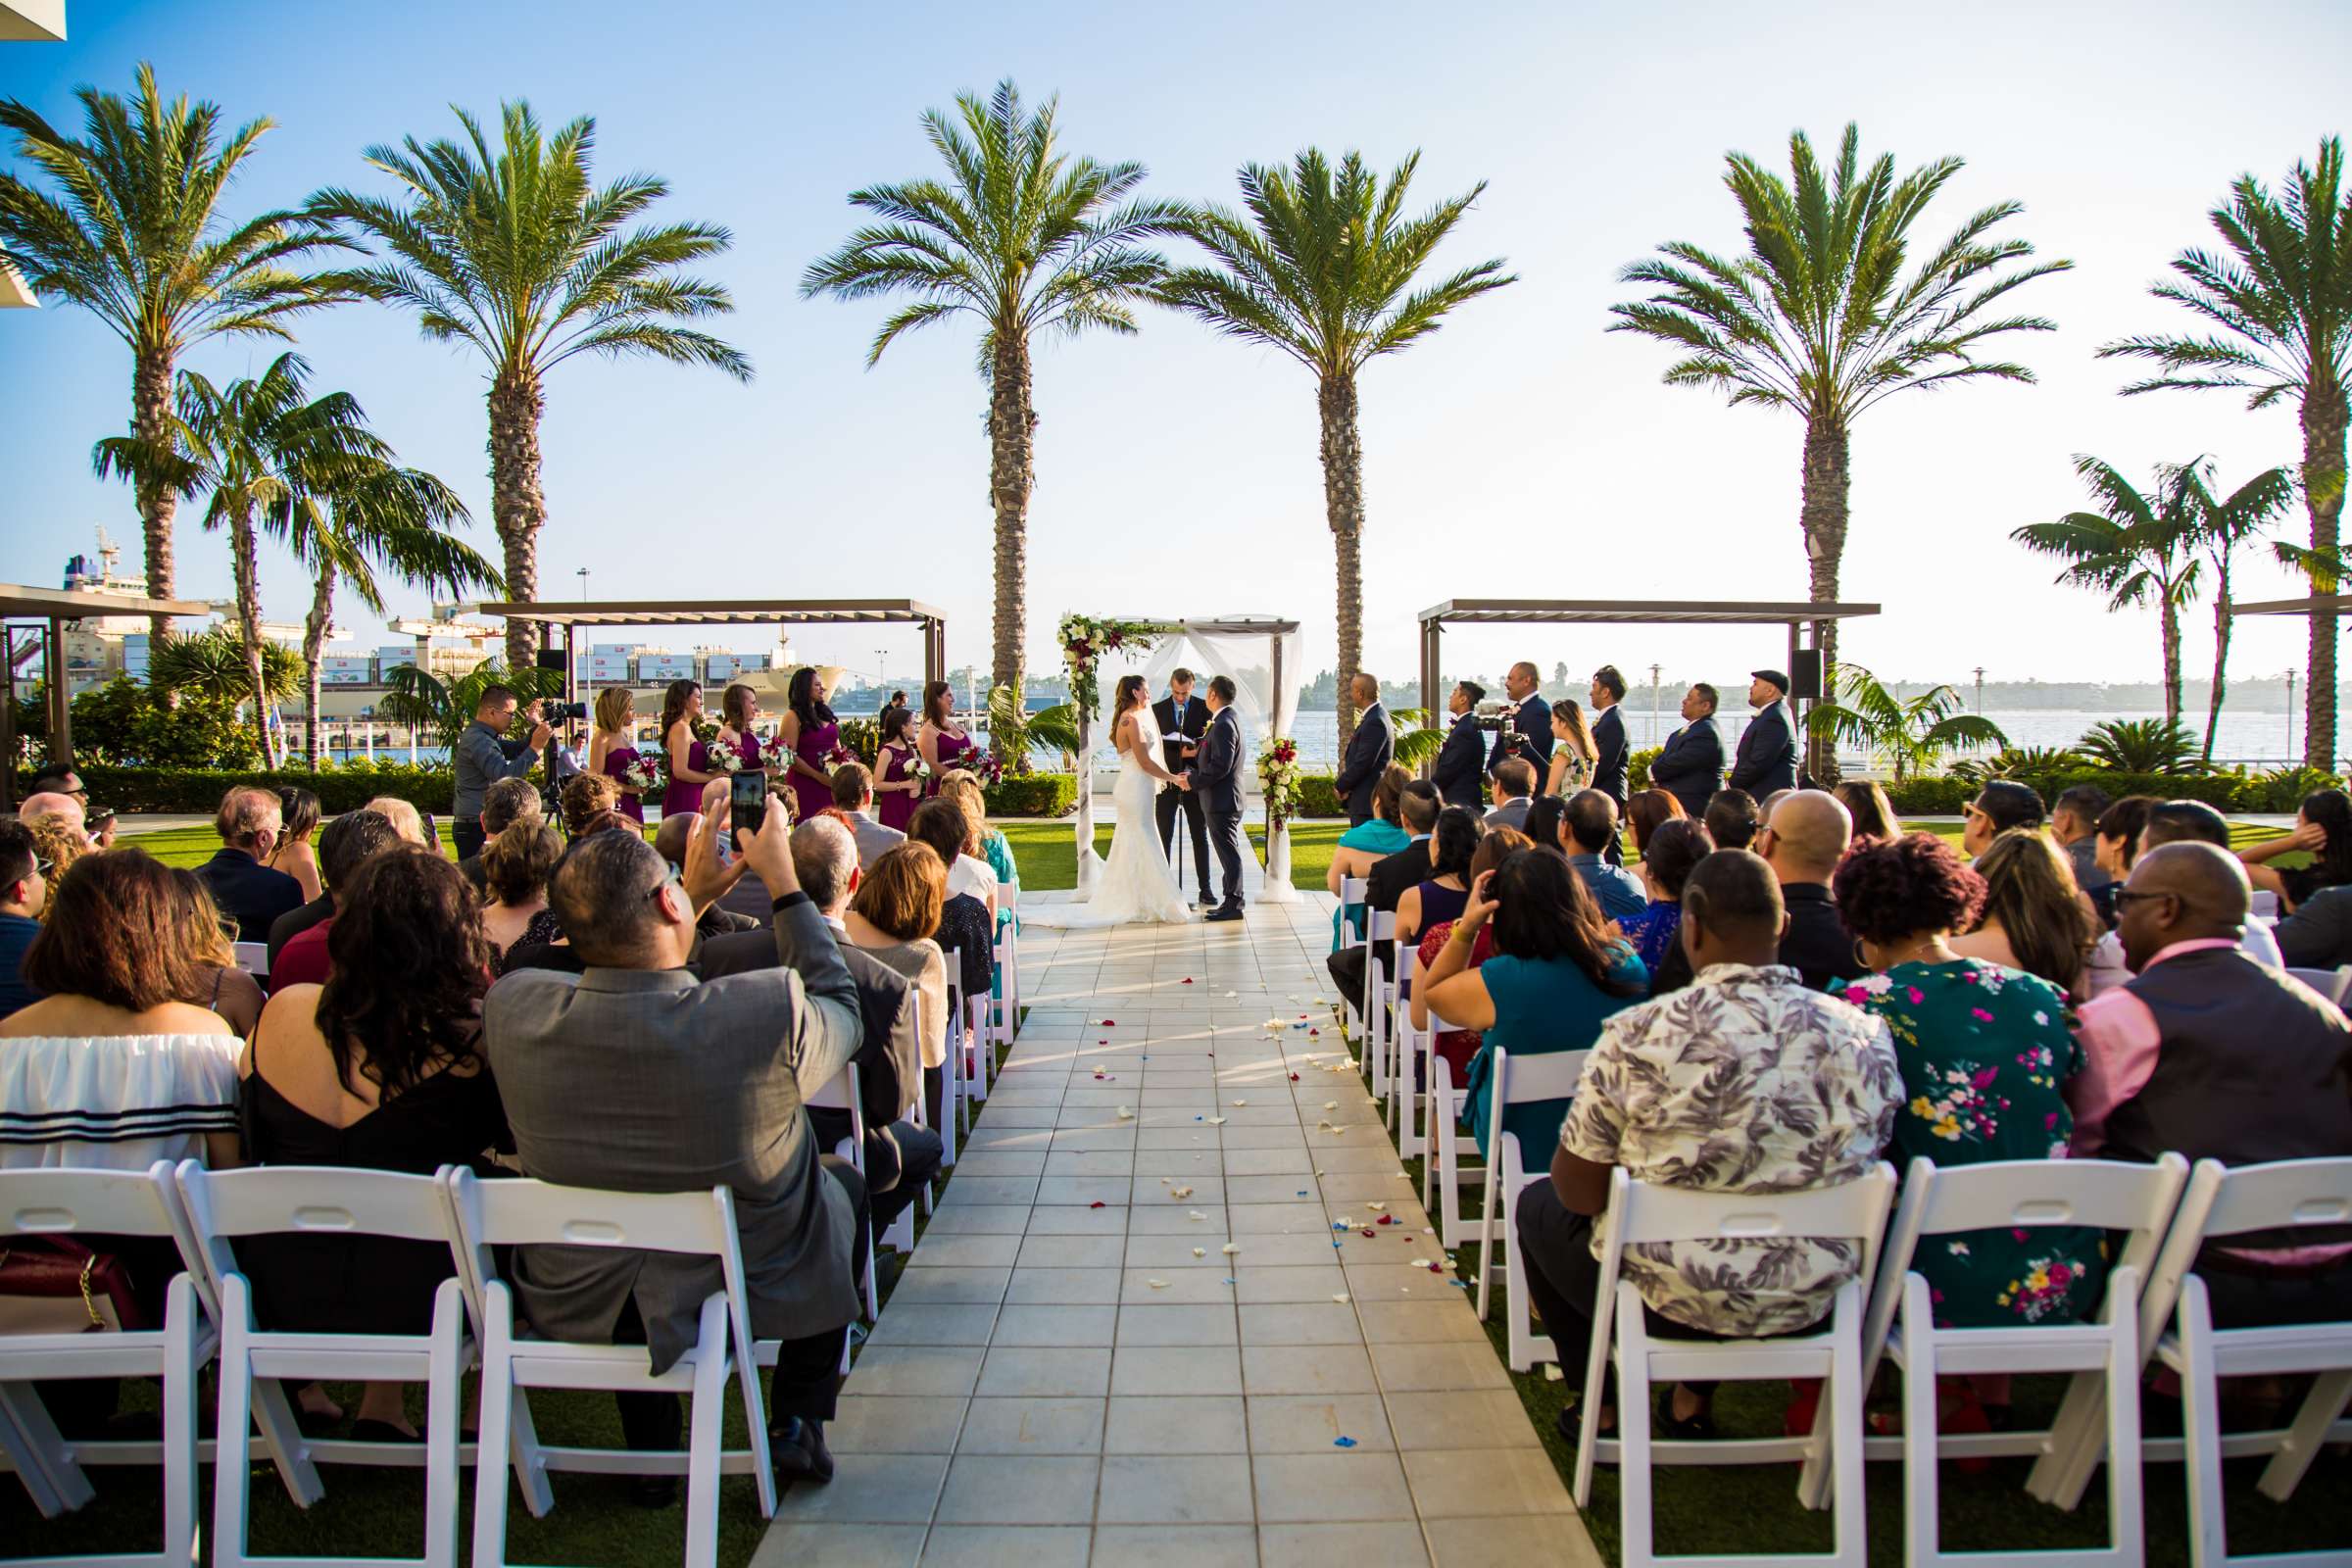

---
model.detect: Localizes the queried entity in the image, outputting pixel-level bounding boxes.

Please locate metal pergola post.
[43,617,68,764]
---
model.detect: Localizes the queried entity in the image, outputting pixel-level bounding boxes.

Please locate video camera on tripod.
[1474,699,1525,757]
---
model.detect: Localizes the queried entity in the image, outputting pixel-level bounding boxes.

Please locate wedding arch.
[1056,613,1302,903]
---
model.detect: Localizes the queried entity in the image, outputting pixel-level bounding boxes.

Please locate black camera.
[545,701,589,723]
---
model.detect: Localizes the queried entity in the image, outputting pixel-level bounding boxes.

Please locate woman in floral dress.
[1832,833,2107,1398]
[1544,699,1596,797]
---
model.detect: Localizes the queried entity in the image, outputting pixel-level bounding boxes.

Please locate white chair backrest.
[232,942,270,976]
[1366,908,1397,943]
[179,1162,459,1247]
[1613,1161,1897,1285]
[1492,1046,1590,1107]
[2285,966,2352,1005]
[450,1171,734,1257]
[0,1160,208,1318]
[2250,891,2279,920]
[803,1064,857,1111]
[2140,1155,2352,1358]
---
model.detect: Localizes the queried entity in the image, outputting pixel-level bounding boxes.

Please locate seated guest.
[560,772,620,839]
[1326,778,1439,1012]
[270,811,404,993]
[363,795,431,849]
[1835,835,2106,1365]
[1618,818,1709,972]
[19,789,92,852]
[2276,884,2352,969]
[1703,788,1761,853]
[2071,842,2352,1329]
[1521,850,1898,1437]
[480,820,565,974]
[1396,806,1483,947]
[1564,790,1645,921]
[832,761,906,869]
[1835,779,1901,850]
[1485,757,1539,833]
[458,777,543,894]
[845,843,953,1129]
[1328,764,1416,949]
[939,772,1019,927]
[2088,795,2157,929]
[703,816,940,1238]
[197,785,307,941]
[1,851,242,1172]
[484,792,863,1484]
[2238,787,2352,914]
[650,811,763,938]
[1412,828,1529,1083]
[2135,801,2285,966]
[268,788,324,903]
[1950,828,2102,1001]
[1755,789,1862,991]
[907,799,996,1011]
[2053,783,2114,893]
[1423,847,1647,1161]
[169,870,266,1036]
[0,821,46,1017]
[1522,793,1568,858]
[926,775,1000,918]
[241,851,510,1440]
[1962,780,2045,861]
[1627,788,1686,858]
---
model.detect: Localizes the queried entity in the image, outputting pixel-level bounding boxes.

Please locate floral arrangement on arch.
[1258,735,1304,829]
[1057,613,1171,725]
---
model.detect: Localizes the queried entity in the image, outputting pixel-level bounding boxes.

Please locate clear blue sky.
[4,0,2347,696]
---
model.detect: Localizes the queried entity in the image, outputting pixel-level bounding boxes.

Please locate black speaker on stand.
[1790,648,1824,701]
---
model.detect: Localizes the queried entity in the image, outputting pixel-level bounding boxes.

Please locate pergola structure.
[2228,595,2352,618]
[1,583,211,805]
[1415,598,1881,760]
[478,600,950,704]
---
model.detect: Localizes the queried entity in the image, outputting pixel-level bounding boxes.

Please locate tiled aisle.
[753,894,1602,1567]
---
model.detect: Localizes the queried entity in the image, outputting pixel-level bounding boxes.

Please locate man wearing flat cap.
[1728,669,1799,797]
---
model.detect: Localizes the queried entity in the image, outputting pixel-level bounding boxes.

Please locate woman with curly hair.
[1832,833,2104,1407]
[239,850,510,1440]
[560,772,622,839]
[2239,787,2352,913]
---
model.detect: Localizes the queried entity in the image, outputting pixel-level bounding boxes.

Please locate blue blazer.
[1193,707,1246,816]
[1432,713,1487,808]
[1648,716,1724,818]
[1334,703,1395,822]
[1591,705,1629,804]
[1728,701,1798,796]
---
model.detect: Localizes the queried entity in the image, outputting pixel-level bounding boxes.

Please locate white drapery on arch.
[1070,614,1302,904]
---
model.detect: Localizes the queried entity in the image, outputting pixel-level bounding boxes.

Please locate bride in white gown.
[1027,674,1196,927]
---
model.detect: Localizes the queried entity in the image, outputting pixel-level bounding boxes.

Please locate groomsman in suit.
[1333,673,1395,825]
[1152,669,1212,901]
[1432,681,1488,809]
[1589,666,1630,865]
[1487,662,1553,779]
[1648,683,1726,819]
[1193,676,1249,920]
[1726,669,1799,798]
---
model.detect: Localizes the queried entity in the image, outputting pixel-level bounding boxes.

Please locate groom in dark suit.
[1152,669,1212,901]
[1193,676,1248,920]
[1332,672,1394,825]
[1589,665,1630,865]
[1726,669,1799,797]
[1431,681,1488,809]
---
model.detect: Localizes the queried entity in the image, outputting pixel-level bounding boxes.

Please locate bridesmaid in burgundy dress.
[658,679,717,821]
[714,682,768,780]
[777,666,842,824]
[916,678,976,794]
[874,706,923,833]
[588,686,648,824]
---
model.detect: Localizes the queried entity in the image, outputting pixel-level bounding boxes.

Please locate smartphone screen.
[729,771,766,837]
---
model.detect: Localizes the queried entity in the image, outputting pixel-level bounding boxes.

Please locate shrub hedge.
[983,771,1081,817]
[1886,769,2259,815]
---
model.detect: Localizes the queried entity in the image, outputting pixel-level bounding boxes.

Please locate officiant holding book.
[1153,669,1212,901]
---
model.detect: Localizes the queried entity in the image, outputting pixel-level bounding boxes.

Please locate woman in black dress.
[238,850,509,1441]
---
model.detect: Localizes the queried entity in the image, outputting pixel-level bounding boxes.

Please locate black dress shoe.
[770,1416,835,1484]
[1204,905,1244,922]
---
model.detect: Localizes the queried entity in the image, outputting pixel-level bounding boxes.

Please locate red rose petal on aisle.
[1102,1018,1117,1025]
[1182,978,1194,984]
[1429,1263,1445,1273]
[1361,1228,1376,1238]
[1089,1200,1106,1209]
[1377,1214,1394,1226]
[1289,1073,1300,1082]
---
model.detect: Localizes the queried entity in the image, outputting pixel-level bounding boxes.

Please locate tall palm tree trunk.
[2159,600,2183,728]
[228,508,273,768]
[2205,585,2231,765]
[987,337,1036,756]
[1800,414,1850,782]
[301,560,335,771]
[2304,379,2348,770]
[489,366,547,673]
[133,348,178,647]
[1320,372,1366,747]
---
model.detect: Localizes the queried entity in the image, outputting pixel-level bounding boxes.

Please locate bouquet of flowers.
[1057,612,1172,724]
[620,756,662,795]
[825,742,857,768]
[911,758,935,785]
[708,746,745,775]
[967,750,1004,787]
[1257,735,1304,830]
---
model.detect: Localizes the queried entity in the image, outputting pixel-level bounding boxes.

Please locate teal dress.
[1837,958,2109,1329]
[1330,818,1413,951]
[1462,944,1648,1159]
[982,828,1020,933]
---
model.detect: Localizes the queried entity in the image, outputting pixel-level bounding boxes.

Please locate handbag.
[0,1235,148,1333]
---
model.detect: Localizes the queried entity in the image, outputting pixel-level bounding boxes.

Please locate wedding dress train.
[1026,707,1195,928]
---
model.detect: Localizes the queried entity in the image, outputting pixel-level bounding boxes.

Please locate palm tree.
[380,661,560,754]
[2100,138,2352,769]
[2012,456,2233,729]
[2078,716,2202,776]
[1610,124,2069,777]
[289,456,501,768]
[148,625,300,710]
[802,81,1180,748]
[308,101,750,670]
[94,353,405,766]
[1805,664,2006,781]
[0,64,345,643]
[2175,458,2299,761]
[1157,150,1513,747]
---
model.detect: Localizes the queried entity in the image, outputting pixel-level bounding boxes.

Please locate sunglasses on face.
[2112,889,2172,908]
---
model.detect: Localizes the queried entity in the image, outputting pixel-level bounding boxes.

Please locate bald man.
[2070,843,2352,1329]
[1487,661,1553,778]
[18,791,89,847]
[1757,790,1861,991]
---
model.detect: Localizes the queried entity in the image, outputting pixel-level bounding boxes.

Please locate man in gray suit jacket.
[485,785,863,1487]
[829,761,906,869]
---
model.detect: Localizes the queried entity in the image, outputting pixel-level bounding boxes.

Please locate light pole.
[1973,665,1984,714]
[875,649,888,702]
[575,566,590,601]
[1648,662,1663,746]
[2287,668,2299,761]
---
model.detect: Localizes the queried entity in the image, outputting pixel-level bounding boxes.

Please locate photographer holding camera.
[453,683,553,859]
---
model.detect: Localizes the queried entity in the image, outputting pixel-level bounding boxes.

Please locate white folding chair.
[2283,967,2352,1007]
[1472,1047,1591,1368]
[945,948,987,1107]
[1573,1163,1897,1568]
[232,942,270,977]
[1359,912,1398,1103]
[992,895,1020,1048]
[1381,939,1418,1136]
[806,1063,890,1306]
[444,1170,776,1568]
[1817,1154,2188,1566]
[2120,1156,2352,1567]
[0,1162,220,1567]
[1392,947,1427,1157]
[2251,891,2280,920]
[1421,1030,1487,1250]
[173,1161,476,1568]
